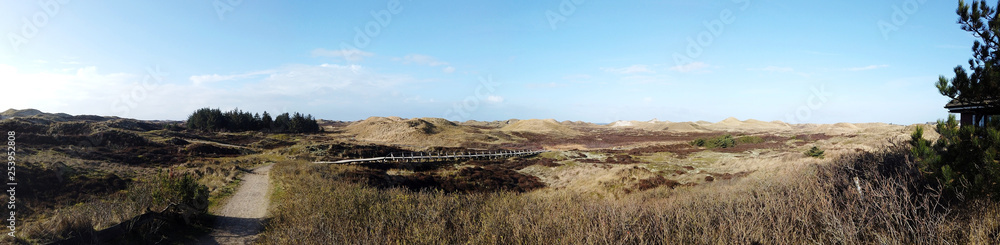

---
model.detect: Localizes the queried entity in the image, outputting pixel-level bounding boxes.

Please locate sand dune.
[596,117,898,135]
[500,119,581,136]
[702,117,792,132]
[345,116,486,147]
[337,115,922,149]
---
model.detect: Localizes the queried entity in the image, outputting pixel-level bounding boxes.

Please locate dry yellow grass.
[259,145,1000,244]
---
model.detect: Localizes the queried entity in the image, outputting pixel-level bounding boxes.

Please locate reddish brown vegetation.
[184,143,245,157]
[18,164,130,217]
[707,171,755,181]
[442,166,545,193]
[500,130,723,150]
[536,158,561,167]
[314,143,409,161]
[607,154,638,164]
[341,165,545,194]
[574,153,638,164]
[341,155,550,193]
[635,176,680,191]
[467,158,538,170]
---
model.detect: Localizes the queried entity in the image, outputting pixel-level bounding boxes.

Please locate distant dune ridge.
[606,117,802,133]
[700,117,793,132]
[608,119,708,133]
[459,119,521,128]
[3,108,934,146]
[499,119,581,136]
[2,108,76,121]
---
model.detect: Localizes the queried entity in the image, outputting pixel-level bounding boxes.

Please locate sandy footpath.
[195,163,273,245]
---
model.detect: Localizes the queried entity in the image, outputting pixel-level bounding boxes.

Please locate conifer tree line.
[185,107,320,133]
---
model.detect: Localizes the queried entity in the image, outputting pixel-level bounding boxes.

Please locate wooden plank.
[314,150,549,164]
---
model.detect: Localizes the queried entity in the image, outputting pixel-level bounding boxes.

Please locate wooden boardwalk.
[314,149,548,164]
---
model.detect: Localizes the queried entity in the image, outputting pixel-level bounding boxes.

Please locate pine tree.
[938,0,1000,114]
[923,0,1000,198]
[261,111,273,132]
[274,113,290,133]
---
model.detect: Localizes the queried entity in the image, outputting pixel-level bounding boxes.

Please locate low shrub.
[22,170,210,243]
[911,117,1000,198]
[690,134,736,148]
[805,146,825,159]
[635,176,679,190]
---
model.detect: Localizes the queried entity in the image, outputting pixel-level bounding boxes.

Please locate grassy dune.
[261,146,999,244]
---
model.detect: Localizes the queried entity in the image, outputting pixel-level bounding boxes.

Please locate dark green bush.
[911,116,1000,198]
[150,171,210,214]
[690,134,737,149]
[804,146,824,159]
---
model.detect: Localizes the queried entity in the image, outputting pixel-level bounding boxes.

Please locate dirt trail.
[196,163,273,245]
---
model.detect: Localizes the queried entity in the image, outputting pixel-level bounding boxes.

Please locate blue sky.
[0,0,977,124]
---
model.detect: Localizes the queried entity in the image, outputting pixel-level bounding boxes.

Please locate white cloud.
[442,66,455,73]
[749,66,794,73]
[311,48,374,62]
[601,65,653,74]
[246,64,408,96]
[668,62,709,73]
[189,70,273,85]
[486,95,504,103]
[1,63,416,120]
[847,64,889,71]
[1,65,140,116]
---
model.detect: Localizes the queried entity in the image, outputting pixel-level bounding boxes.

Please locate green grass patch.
[690,134,765,149]
[736,135,764,144]
[690,134,736,148]
[538,151,566,160]
[208,178,242,212]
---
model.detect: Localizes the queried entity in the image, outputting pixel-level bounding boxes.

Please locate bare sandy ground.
[195,163,273,245]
